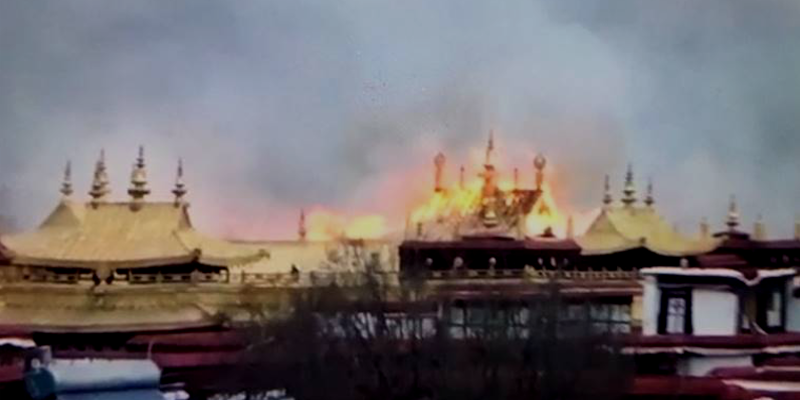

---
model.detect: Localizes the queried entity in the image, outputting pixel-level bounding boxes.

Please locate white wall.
[786,280,800,332]
[678,355,752,377]
[692,289,738,335]
[642,276,660,335]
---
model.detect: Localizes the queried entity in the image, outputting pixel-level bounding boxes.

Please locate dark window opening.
[658,288,692,334]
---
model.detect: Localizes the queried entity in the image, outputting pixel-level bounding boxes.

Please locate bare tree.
[225,261,633,400]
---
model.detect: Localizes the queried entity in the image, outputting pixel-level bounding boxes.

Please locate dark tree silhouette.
[226,260,633,400]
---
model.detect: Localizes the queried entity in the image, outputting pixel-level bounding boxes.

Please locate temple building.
[399,133,800,334]
[0,137,799,399]
[1,149,268,285]
[0,149,273,335]
[407,131,556,241]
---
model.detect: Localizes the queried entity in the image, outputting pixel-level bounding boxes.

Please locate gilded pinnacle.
[603,174,613,206]
[60,160,73,197]
[726,195,740,231]
[89,149,111,205]
[172,158,188,205]
[128,145,150,203]
[621,164,637,206]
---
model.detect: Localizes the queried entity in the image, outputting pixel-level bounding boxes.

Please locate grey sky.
[1,0,798,238]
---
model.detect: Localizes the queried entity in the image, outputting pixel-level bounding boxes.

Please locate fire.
[409,136,568,238]
[306,210,387,241]
[410,180,483,224]
[298,135,572,241]
[525,182,566,237]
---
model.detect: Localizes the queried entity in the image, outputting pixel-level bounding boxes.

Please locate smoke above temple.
[1,0,799,239]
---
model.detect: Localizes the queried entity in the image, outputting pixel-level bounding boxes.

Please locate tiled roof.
[1,200,268,269]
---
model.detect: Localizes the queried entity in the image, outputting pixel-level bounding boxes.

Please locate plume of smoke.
[1,0,799,239]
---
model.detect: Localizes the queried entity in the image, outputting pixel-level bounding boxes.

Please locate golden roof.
[577,206,718,256]
[1,200,268,269]
[238,239,398,274]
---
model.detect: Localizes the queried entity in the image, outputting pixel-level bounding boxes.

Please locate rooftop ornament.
[171,158,188,206]
[89,149,111,207]
[603,174,613,207]
[434,152,446,193]
[128,146,150,210]
[726,195,740,232]
[533,153,546,191]
[59,160,73,198]
[298,209,307,241]
[621,164,637,207]
[644,178,655,207]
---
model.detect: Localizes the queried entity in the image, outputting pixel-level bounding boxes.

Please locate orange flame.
[410,159,567,238]
[525,182,566,237]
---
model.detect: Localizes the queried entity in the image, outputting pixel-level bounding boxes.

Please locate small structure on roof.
[577,166,717,259]
[0,148,268,285]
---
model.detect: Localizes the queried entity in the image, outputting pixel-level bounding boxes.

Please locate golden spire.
[60,160,73,198]
[533,153,546,191]
[485,130,495,166]
[602,174,613,206]
[795,215,800,241]
[566,215,574,239]
[513,167,520,191]
[459,165,465,189]
[644,178,654,207]
[298,209,307,241]
[621,164,637,206]
[434,152,446,192]
[726,195,740,232]
[89,149,110,207]
[699,217,710,238]
[753,214,766,241]
[172,158,187,206]
[128,146,150,207]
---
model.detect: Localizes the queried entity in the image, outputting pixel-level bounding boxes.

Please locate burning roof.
[407,131,565,241]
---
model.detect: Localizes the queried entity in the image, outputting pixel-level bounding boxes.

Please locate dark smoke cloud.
[0,0,798,238]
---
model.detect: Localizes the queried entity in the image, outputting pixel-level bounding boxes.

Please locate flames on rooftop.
[301,131,567,241]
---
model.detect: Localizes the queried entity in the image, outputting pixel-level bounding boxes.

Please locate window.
[658,288,692,334]
[767,290,783,328]
[757,286,785,333]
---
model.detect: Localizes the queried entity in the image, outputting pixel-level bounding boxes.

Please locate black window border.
[658,288,693,335]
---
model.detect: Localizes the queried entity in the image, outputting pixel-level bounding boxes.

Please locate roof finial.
[434,152,446,193]
[726,195,740,232]
[172,158,187,206]
[566,215,575,239]
[60,160,73,198]
[621,164,637,206]
[459,165,465,189]
[89,149,111,207]
[699,217,711,238]
[128,145,150,208]
[485,129,495,166]
[753,214,766,241]
[603,174,613,206]
[794,215,800,241]
[298,209,307,241]
[644,178,655,207]
[533,154,546,191]
[513,167,520,191]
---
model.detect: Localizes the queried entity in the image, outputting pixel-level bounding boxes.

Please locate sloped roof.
[238,239,398,274]
[0,240,10,263]
[1,201,268,269]
[577,206,718,256]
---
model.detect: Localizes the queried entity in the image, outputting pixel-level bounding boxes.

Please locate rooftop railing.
[2,266,641,287]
